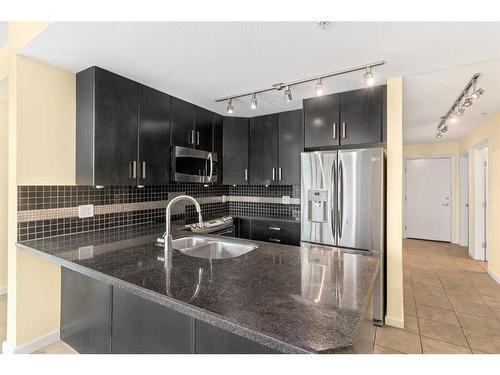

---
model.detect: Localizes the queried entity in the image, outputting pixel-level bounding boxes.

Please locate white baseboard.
[0,287,6,296]
[488,269,500,286]
[2,330,60,354]
[385,315,404,329]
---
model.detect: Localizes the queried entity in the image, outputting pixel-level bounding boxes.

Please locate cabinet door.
[194,106,214,151]
[94,67,138,186]
[304,93,340,149]
[212,114,223,184]
[61,267,112,354]
[237,217,252,239]
[251,219,301,246]
[249,114,278,185]
[278,109,303,185]
[195,320,278,354]
[340,86,383,145]
[112,288,194,354]
[171,96,195,148]
[223,117,249,185]
[138,85,171,185]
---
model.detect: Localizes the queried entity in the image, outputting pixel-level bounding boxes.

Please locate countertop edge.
[17,241,317,354]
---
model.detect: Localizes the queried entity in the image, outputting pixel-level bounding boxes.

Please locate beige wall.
[403,142,461,243]
[386,77,404,328]
[0,95,7,291]
[459,113,500,279]
[4,22,75,350]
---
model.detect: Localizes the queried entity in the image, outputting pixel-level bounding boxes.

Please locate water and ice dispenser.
[307,189,328,223]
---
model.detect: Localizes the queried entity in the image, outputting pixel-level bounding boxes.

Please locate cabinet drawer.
[251,220,300,246]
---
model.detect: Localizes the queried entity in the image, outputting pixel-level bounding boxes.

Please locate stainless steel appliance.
[301,147,385,325]
[171,146,218,183]
[185,216,235,236]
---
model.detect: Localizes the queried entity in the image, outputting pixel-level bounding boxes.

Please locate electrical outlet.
[282,195,291,204]
[78,204,94,218]
[78,245,94,260]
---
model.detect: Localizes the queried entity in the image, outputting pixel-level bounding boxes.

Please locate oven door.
[171,146,218,183]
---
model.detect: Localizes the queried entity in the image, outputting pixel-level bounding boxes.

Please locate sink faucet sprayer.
[161,195,203,253]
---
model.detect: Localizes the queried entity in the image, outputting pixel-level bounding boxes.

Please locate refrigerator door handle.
[338,160,344,239]
[331,161,336,241]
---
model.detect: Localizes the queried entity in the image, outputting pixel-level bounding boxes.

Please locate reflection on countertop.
[17,222,379,354]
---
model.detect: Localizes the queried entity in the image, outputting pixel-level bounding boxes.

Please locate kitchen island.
[17,223,379,354]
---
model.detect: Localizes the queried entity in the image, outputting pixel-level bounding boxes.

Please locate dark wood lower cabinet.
[195,320,278,354]
[61,267,278,354]
[61,268,112,354]
[111,288,194,354]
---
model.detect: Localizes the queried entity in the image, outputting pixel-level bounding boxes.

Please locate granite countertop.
[17,223,379,354]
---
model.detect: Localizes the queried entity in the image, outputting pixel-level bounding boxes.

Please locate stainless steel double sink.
[171,236,258,260]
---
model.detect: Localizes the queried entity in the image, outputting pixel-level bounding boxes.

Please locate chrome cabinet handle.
[278,167,282,181]
[196,131,200,145]
[132,161,137,179]
[342,122,346,139]
[268,238,281,243]
[268,226,281,231]
[141,161,146,179]
[272,168,275,181]
[333,123,337,139]
[244,168,248,181]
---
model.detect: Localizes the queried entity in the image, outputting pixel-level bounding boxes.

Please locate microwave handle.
[208,153,213,181]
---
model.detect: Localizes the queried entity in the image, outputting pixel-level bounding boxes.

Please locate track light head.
[436,132,442,138]
[284,86,292,102]
[364,67,375,86]
[226,99,234,114]
[449,116,458,124]
[315,79,324,96]
[463,97,473,107]
[471,88,484,99]
[456,107,465,116]
[250,94,257,110]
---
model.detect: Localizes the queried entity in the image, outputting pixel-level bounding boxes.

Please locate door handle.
[196,131,200,145]
[331,161,336,241]
[442,203,449,206]
[131,161,137,179]
[141,161,146,179]
[244,168,248,181]
[208,153,213,181]
[272,168,275,181]
[332,123,337,139]
[278,167,282,181]
[342,122,346,139]
[268,238,281,243]
[338,160,344,238]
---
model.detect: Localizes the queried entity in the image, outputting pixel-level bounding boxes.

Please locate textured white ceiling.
[404,60,500,144]
[19,22,500,143]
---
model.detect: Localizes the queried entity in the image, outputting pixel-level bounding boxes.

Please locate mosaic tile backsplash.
[18,184,301,241]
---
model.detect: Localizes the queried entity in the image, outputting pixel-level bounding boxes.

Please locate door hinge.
[482,201,487,208]
[482,242,487,249]
[404,196,407,202]
[404,225,407,230]
[484,161,487,167]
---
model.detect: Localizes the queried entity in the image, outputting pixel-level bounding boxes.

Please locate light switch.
[78,204,94,218]
[78,245,94,260]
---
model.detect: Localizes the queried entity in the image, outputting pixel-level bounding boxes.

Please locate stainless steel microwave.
[171,146,218,183]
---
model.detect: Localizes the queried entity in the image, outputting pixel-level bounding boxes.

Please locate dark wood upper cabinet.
[76,67,138,186]
[340,86,383,145]
[194,106,214,151]
[213,114,223,184]
[170,97,195,148]
[223,117,249,185]
[304,93,340,149]
[278,109,303,185]
[249,114,278,185]
[138,85,171,185]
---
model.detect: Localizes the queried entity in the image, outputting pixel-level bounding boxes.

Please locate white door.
[405,158,452,242]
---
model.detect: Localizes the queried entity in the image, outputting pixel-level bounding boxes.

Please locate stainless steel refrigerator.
[301,147,385,325]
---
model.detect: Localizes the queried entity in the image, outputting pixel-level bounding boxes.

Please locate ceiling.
[19,22,500,141]
[404,60,500,144]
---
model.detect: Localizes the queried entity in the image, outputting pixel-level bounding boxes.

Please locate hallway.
[375,239,500,353]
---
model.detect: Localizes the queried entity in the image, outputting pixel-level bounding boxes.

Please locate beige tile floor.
[374,239,500,354]
[4,239,500,354]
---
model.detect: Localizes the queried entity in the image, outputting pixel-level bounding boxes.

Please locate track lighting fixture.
[284,86,292,102]
[435,73,483,139]
[364,67,375,86]
[226,98,234,114]
[315,79,324,96]
[250,94,257,110]
[214,60,385,110]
